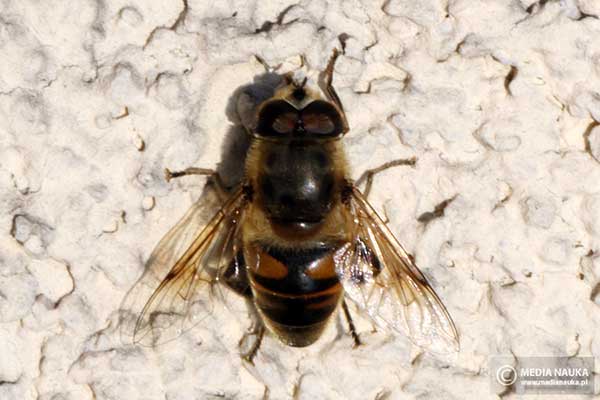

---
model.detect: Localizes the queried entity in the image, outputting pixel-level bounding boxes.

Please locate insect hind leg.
[220,251,264,363]
[238,309,265,364]
[341,299,362,348]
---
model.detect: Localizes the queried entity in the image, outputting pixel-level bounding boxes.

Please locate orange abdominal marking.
[245,244,288,279]
[304,254,337,280]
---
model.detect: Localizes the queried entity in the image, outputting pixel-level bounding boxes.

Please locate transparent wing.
[336,186,459,354]
[119,186,247,346]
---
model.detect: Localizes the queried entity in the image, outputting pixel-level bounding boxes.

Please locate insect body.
[122,50,459,356]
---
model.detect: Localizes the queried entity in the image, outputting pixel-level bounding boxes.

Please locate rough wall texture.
[1,0,600,399]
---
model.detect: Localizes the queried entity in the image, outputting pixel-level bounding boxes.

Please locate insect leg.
[238,317,265,364]
[165,167,228,199]
[320,48,349,132]
[254,54,282,73]
[341,299,362,348]
[165,167,217,181]
[355,157,417,199]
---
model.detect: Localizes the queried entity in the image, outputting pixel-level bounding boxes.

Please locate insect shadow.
[118,69,285,361]
[216,70,284,189]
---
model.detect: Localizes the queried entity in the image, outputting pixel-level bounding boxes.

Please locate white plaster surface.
[1,0,600,399]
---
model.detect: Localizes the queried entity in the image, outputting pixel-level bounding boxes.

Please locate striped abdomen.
[244,243,342,347]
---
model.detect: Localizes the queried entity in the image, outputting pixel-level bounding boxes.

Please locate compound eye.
[301,113,335,135]
[301,100,344,137]
[272,112,297,134]
[255,100,298,137]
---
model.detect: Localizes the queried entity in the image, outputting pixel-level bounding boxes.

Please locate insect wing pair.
[120,183,459,354]
[120,50,458,354]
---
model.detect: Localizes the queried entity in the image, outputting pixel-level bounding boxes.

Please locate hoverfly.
[120,49,459,358]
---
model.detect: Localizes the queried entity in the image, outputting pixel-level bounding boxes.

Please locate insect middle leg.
[164,167,228,200]
[355,157,417,199]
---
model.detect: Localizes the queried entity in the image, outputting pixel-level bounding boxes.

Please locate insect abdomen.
[244,243,343,347]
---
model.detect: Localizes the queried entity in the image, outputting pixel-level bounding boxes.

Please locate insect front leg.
[319,48,349,133]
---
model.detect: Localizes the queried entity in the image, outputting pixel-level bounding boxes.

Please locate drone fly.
[121,49,459,358]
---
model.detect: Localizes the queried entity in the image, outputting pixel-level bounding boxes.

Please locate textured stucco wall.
[2,0,600,399]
